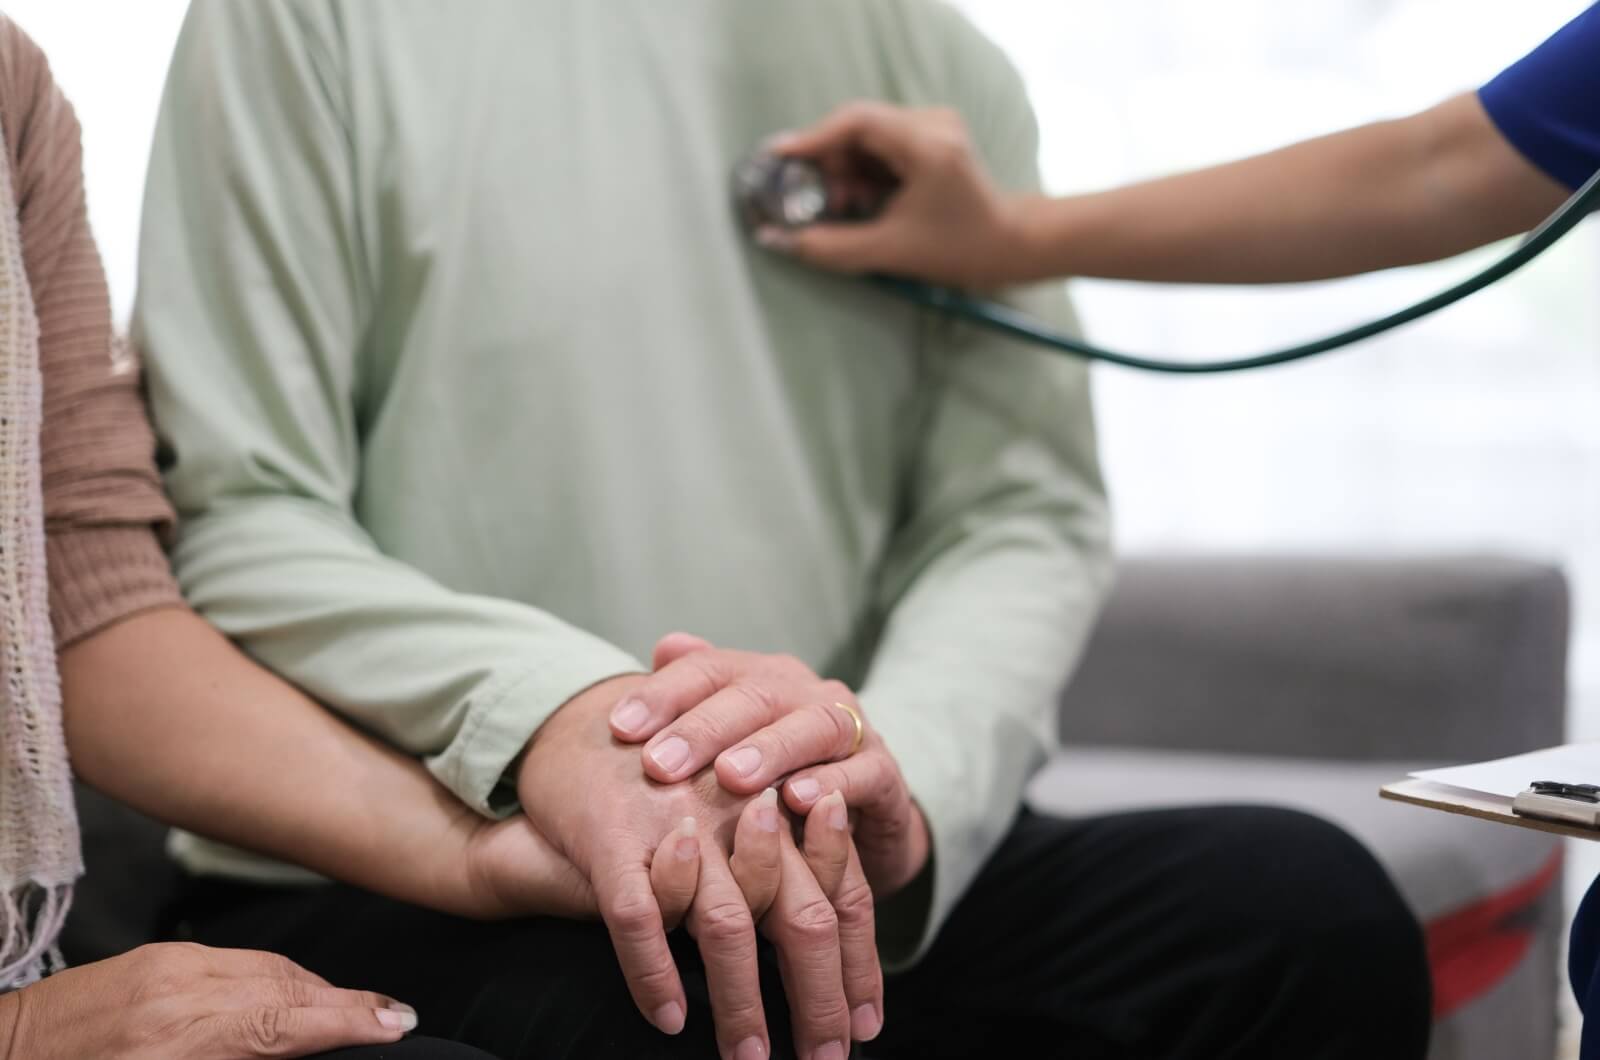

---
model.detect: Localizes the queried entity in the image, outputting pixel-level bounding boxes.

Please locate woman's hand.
[0,943,416,1059]
[758,102,1033,290]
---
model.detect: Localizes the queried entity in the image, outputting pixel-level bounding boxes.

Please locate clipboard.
[1382,743,1600,840]
[1380,778,1600,842]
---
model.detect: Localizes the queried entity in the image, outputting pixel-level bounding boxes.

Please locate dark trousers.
[1573,874,1600,1059]
[184,808,1431,1060]
[317,1042,496,1060]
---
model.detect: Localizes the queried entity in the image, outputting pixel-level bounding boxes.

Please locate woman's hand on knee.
[1,942,418,1059]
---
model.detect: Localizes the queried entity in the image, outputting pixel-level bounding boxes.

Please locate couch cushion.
[1028,747,1556,921]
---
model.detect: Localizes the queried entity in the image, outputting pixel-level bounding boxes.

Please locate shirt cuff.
[46,526,185,648]
[430,639,645,818]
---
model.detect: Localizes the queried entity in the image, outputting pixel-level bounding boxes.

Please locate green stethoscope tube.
[868,165,1600,374]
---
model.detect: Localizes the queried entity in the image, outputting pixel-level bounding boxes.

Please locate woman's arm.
[0,17,589,922]
[60,606,594,920]
[768,92,1572,288]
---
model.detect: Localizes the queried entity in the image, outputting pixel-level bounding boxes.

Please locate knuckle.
[730,681,776,722]
[832,878,876,925]
[604,889,662,939]
[786,897,840,944]
[809,702,854,750]
[820,680,854,705]
[630,959,680,997]
[239,1007,293,1054]
[696,899,757,947]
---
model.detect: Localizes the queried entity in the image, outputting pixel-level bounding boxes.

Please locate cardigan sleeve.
[0,16,184,648]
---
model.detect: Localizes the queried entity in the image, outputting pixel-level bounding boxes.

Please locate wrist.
[994,193,1064,287]
[517,673,646,792]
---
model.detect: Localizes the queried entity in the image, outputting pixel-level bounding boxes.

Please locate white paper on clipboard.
[1410,743,1600,799]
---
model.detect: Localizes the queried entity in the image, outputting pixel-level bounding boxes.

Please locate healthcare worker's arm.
[767,4,1598,290]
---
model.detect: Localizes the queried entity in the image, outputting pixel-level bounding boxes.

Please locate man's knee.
[1192,806,1431,1057]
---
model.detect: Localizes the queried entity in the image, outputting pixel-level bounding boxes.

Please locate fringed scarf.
[0,112,81,990]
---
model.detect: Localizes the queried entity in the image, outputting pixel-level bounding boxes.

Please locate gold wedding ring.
[834,701,865,757]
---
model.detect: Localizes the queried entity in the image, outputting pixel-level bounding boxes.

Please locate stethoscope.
[733,151,1600,375]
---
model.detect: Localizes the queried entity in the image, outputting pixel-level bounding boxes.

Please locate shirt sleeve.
[859,15,1115,966]
[1479,2,1600,191]
[135,1,641,817]
[0,17,184,649]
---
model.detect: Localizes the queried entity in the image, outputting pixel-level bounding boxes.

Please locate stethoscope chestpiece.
[731,152,831,232]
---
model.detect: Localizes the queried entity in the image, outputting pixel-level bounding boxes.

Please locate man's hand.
[611,636,932,896]
[518,675,883,1060]
[0,943,417,1060]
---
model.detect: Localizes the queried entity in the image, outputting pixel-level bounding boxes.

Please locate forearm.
[1013,92,1567,284]
[60,607,518,918]
[0,989,18,1060]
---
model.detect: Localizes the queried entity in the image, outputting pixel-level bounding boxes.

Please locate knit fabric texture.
[0,102,79,987]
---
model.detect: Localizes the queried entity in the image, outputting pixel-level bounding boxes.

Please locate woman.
[0,17,710,1058]
[763,1,1600,1054]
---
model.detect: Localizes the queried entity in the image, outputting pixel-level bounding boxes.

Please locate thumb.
[759,221,896,275]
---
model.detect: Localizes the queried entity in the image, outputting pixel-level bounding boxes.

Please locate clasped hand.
[514,634,929,1060]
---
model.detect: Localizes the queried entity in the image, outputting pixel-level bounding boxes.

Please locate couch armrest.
[1058,555,1568,762]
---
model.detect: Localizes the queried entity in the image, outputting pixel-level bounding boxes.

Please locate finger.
[198,1005,414,1057]
[207,947,335,989]
[651,817,702,931]
[767,833,851,1060]
[609,651,729,743]
[689,845,771,1060]
[653,631,715,671]
[224,979,414,1019]
[752,217,902,275]
[783,748,903,821]
[641,681,780,784]
[594,853,690,1036]
[767,101,921,174]
[785,751,917,894]
[805,799,883,1043]
[714,701,860,795]
[801,792,851,896]
[730,789,783,921]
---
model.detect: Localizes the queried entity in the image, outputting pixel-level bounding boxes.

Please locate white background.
[10,0,1600,1044]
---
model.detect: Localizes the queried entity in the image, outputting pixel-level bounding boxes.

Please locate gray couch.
[65,555,1570,1058]
[1029,555,1569,1060]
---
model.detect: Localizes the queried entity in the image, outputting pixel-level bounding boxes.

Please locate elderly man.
[135,2,1430,1058]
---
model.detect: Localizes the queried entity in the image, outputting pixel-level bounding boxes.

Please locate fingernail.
[611,698,650,734]
[676,816,699,860]
[757,787,781,832]
[723,745,763,778]
[376,1008,418,1032]
[755,226,795,252]
[812,1042,847,1060]
[790,777,821,805]
[827,793,849,832]
[735,1036,769,1060]
[762,130,798,150]
[386,1001,418,1016]
[649,736,691,774]
[655,1001,686,1035]
[852,1003,882,1041]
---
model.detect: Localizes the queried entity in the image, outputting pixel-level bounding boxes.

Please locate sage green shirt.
[136,0,1111,963]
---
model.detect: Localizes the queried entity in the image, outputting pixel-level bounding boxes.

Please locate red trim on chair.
[1424,848,1563,1020]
